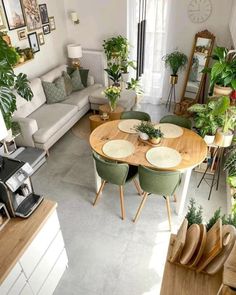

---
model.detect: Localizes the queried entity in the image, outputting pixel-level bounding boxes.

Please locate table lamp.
[67,44,82,68]
[0,111,8,169]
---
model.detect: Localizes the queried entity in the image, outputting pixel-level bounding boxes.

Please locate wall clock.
[188,0,212,23]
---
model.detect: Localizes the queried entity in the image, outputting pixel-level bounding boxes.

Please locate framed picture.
[21,0,41,31]
[0,7,6,30]
[39,4,48,24]
[49,16,56,31]
[2,0,26,30]
[28,32,40,53]
[38,32,44,45]
[43,24,50,35]
[17,28,27,40]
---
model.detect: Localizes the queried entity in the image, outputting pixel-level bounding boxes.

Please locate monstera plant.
[0,32,33,129]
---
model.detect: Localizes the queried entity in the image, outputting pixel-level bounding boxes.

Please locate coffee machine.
[0,157,44,218]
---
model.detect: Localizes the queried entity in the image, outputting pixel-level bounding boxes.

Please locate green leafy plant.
[104,64,122,85]
[206,207,236,230]
[103,35,129,61]
[0,32,33,129]
[185,198,203,227]
[162,51,188,76]
[206,208,222,231]
[224,144,236,188]
[219,96,236,133]
[126,78,143,95]
[203,46,236,93]
[135,121,153,134]
[148,127,163,139]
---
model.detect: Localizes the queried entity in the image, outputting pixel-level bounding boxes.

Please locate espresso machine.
[0,157,44,218]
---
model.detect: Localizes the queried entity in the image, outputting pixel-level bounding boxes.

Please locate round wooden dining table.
[89,120,207,216]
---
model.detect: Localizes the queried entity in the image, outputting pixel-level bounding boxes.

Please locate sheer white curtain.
[128,0,170,104]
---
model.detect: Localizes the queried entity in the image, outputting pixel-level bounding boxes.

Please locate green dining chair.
[120,111,151,121]
[133,165,181,230]
[160,115,192,129]
[92,152,142,220]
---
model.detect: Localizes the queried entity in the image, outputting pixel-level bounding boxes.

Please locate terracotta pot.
[213,84,232,97]
[204,134,215,145]
[139,132,149,141]
[214,128,233,147]
[149,137,161,144]
[169,75,178,85]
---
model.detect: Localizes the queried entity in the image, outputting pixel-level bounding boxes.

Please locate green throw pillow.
[42,77,67,104]
[62,71,73,95]
[79,69,89,87]
[70,69,84,91]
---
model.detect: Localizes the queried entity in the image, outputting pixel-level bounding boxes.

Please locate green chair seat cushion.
[42,77,67,104]
[160,115,192,129]
[120,111,151,121]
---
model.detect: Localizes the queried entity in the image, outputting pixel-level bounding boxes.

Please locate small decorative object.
[49,16,56,30]
[2,0,26,30]
[135,121,153,141]
[101,112,109,121]
[148,128,163,145]
[28,32,40,53]
[188,0,212,23]
[15,47,25,63]
[162,51,188,111]
[39,4,49,24]
[0,203,10,231]
[21,0,41,31]
[38,32,45,45]
[103,85,121,112]
[43,24,50,35]
[0,6,6,30]
[23,47,34,60]
[71,11,80,24]
[67,44,82,68]
[17,28,27,40]
[2,32,11,46]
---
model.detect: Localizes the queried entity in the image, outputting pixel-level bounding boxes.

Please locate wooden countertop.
[0,199,57,284]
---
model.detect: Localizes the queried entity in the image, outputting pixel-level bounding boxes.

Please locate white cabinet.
[0,209,68,295]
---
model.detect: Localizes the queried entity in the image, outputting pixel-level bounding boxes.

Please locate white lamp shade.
[71,12,78,22]
[0,111,8,141]
[67,44,82,59]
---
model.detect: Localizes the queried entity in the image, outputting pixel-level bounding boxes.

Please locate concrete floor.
[32,103,227,295]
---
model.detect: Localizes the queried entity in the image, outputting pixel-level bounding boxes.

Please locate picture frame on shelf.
[49,16,56,31]
[39,4,49,24]
[43,24,50,35]
[38,32,45,45]
[2,0,26,30]
[0,6,6,30]
[21,0,41,31]
[17,28,27,40]
[28,32,40,53]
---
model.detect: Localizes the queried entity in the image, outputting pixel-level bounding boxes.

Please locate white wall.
[2,0,68,79]
[229,0,236,48]
[162,0,233,102]
[63,0,127,50]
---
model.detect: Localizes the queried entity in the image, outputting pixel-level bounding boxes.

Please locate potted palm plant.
[104,64,122,86]
[203,47,236,97]
[162,50,188,85]
[0,32,33,138]
[103,85,121,112]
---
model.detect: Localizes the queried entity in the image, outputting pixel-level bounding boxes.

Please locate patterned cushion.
[70,69,85,91]
[62,71,73,95]
[79,69,89,87]
[42,77,67,104]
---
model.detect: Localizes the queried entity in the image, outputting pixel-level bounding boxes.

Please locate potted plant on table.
[135,121,152,140]
[103,85,121,112]
[0,32,33,138]
[203,46,236,97]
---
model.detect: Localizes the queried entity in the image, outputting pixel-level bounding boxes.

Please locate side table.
[89,115,109,132]
[99,104,124,120]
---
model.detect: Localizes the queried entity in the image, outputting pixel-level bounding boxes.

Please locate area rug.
[71,112,92,141]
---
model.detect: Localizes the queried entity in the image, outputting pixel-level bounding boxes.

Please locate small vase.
[139,132,149,141]
[149,137,161,145]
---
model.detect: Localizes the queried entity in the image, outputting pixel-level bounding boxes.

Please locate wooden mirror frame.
[175,30,215,115]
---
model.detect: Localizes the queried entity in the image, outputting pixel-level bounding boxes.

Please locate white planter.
[122,73,129,83]
[139,132,149,141]
[214,128,234,147]
[204,134,215,145]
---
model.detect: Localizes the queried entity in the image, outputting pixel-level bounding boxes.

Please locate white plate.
[102,140,135,158]
[155,123,183,138]
[118,119,141,134]
[146,147,182,168]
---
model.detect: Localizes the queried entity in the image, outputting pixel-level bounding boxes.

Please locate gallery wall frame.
[39,4,49,24]
[28,32,40,53]
[21,0,42,31]
[2,0,26,30]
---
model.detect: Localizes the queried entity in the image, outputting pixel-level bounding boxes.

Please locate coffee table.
[99,104,124,120]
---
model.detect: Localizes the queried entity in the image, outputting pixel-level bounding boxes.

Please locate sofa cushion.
[14,78,46,118]
[63,84,103,110]
[29,103,77,143]
[67,67,89,87]
[62,71,73,95]
[42,77,67,104]
[70,69,84,91]
[41,65,67,83]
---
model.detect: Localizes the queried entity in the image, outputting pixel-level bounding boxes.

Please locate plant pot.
[139,132,149,141]
[204,134,215,145]
[169,75,178,85]
[122,73,129,83]
[213,84,232,97]
[149,137,161,145]
[214,128,234,147]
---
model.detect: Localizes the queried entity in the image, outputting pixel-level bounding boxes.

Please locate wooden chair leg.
[93,180,106,206]
[119,186,125,220]
[173,194,177,202]
[133,192,148,223]
[165,196,172,231]
[133,178,143,196]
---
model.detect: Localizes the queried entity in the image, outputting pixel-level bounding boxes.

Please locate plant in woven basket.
[103,85,121,112]
[185,198,203,227]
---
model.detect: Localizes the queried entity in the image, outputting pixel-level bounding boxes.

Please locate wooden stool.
[89,115,109,132]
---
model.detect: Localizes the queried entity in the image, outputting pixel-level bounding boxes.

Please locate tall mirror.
[176,30,215,115]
